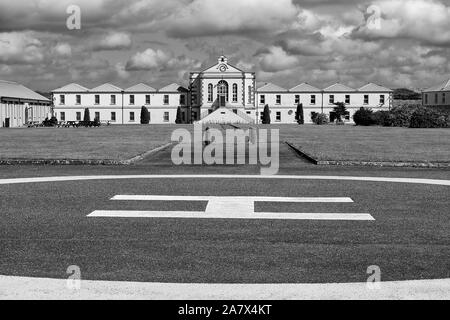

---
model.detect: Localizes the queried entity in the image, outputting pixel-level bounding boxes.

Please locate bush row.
[353,105,450,128]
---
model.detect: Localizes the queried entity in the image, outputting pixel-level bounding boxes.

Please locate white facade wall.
[53,91,188,124]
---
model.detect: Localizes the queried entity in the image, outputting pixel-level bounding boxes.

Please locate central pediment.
[201,55,246,74]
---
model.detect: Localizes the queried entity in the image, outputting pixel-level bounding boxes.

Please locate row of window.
[58,111,171,122]
[259,94,386,105]
[206,83,254,104]
[59,94,186,106]
[424,93,447,105]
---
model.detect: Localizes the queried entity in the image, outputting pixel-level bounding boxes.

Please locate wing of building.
[51,55,393,125]
[0,80,51,128]
[422,78,450,108]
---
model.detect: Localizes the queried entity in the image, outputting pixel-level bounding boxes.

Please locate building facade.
[52,55,393,124]
[0,80,51,128]
[422,79,450,108]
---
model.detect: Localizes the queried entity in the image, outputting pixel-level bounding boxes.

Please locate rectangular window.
[246,111,251,115]
[295,95,300,104]
[276,95,281,104]
[260,95,265,104]
[443,93,446,104]
[311,95,316,105]
[95,95,100,105]
[329,95,334,104]
[164,112,169,122]
[164,95,169,105]
[76,112,81,121]
[76,95,81,104]
[129,95,135,105]
[60,95,65,105]
[95,112,100,121]
[364,95,369,104]
[345,95,350,104]
[146,95,151,105]
[276,111,281,122]
[129,112,135,122]
[60,112,65,121]
[111,112,116,122]
[111,95,116,105]
[380,95,385,104]
[180,95,186,105]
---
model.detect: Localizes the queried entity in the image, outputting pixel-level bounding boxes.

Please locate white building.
[52,55,393,124]
[52,83,188,124]
[422,78,450,108]
[0,80,51,128]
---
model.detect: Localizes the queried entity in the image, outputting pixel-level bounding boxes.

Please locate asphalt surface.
[0,139,449,284]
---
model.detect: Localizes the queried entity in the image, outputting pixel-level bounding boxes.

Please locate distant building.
[422,78,450,108]
[52,55,393,124]
[0,80,51,128]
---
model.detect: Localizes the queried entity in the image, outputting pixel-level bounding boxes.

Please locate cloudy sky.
[0,0,449,91]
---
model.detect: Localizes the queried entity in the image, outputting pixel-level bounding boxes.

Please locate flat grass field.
[273,124,450,162]
[0,125,191,160]
[0,124,449,163]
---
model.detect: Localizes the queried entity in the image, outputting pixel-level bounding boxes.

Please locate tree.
[83,108,90,127]
[140,106,150,124]
[175,106,183,124]
[333,102,347,123]
[262,104,271,124]
[296,103,304,125]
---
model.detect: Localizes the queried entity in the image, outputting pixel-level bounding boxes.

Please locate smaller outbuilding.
[0,80,51,128]
[422,78,450,108]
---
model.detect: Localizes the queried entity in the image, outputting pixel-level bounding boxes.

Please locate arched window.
[208,84,213,102]
[232,84,238,102]
[217,80,229,102]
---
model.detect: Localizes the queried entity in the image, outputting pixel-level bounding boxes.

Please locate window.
[208,84,213,102]
[217,80,229,103]
[276,111,281,122]
[180,95,186,105]
[60,112,65,121]
[425,94,428,104]
[129,112,135,122]
[76,112,81,121]
[111,95,116,105]
[435,93,438,104]
[248,86,252,104]
[60,95,65,105]
[345,95,350,104]
[164,112,169,122]
[129,95,135,105]
[311,95,316,105]
[329,95,334,104]
[364,95,369,104]
[111,112,116,122]
[246,111,251,115]
[95,95,100,105]
[76,95,81,104]
[146,95,151,105]
[276,95,281,104]
[344,112,350,121]
[443,93,446,104]
[164,95,169,105]
[260,95,265,104]
[95,112,100,121]
[380,95,385,104]
[295,95,300,104]
[232,84,238,102]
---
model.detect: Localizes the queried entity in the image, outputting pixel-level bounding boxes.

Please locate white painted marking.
[88,210,375,221]
[111,195,354,202]
[0,175,449,186]
[1,275,449,300]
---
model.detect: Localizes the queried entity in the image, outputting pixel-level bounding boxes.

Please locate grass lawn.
[270,124,450,162]
[0,125,191,160]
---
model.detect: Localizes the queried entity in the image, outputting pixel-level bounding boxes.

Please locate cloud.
[0,32,44,64]
[93,32,132,51]
[256,46,299,72]
[353,0,450,46]
[125,48,171,71]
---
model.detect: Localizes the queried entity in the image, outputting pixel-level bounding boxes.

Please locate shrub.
[389,104,418,127]
[353,107,375,126]
[262,105,271,124]
[313,113,329,125]
[140,106,150,124]
[372,111,394,127]
[333,102,347,123]
[409,107,448,128]
[296,103,304,125]
[175,106,183,124]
